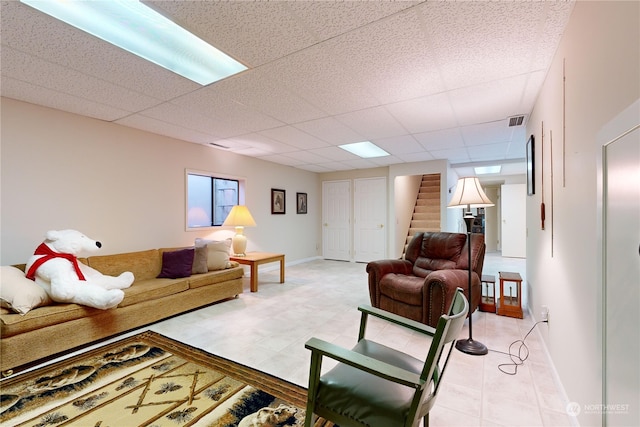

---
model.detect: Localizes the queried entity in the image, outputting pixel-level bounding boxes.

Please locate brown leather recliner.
[366,232,485,328]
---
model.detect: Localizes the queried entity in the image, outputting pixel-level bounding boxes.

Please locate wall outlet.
[541,305,549,322]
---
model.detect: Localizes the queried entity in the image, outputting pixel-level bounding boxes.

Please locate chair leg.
[423,413,429,427]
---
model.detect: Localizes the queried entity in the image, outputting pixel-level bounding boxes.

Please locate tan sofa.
[1,247,244,375]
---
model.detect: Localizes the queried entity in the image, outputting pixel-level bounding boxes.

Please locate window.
[187,171,240,228]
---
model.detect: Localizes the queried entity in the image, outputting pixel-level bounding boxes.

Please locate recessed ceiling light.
[474,165,502,175]
[339,141,390,158]
[21,0,247,86]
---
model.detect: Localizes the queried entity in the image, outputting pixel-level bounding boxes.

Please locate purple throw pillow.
[157,248,195,279]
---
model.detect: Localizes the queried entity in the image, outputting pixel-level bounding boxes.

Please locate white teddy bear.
[25,229,134,310]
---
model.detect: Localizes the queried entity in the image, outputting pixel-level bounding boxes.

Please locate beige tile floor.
[33,253,576,426]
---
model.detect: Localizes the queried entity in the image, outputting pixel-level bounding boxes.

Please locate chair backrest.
[408,289,468,423]
[405,232,485,279]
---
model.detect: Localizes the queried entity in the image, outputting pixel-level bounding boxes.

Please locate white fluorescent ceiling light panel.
[474,165,502,175]
[21,0,247,86]
[339,141,390,158]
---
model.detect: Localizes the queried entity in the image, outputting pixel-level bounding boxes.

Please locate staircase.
[403,174,441,256]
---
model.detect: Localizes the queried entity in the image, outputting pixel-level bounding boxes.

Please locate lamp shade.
[222,205,256,227]
[448,177,494,208]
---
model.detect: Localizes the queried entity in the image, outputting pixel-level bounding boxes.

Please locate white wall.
[1,98,320,266]
[527,2,639,426]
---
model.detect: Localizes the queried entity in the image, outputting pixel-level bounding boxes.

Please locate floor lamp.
[448,177,494,356]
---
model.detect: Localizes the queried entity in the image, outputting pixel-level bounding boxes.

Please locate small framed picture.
[271,189,286,214]
[526,135,535,196]
[296,192,307,214]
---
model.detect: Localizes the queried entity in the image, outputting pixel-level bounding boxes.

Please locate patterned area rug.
[0,331,335,426]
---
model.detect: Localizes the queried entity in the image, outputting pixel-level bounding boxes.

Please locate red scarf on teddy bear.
[26,243,86,281]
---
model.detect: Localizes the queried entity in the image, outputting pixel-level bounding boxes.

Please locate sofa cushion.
[0,266,52,315]
[88,249,161,281]
[118,278,189,308]
[195,238,232,270]
[192,243,208,274]
[1,303,99,337]
[157,248,195,279]
[379,273,424,306]
[188,266,243,289]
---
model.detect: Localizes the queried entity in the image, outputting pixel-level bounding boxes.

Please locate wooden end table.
[479,274,496,313]
[497,271,523,319]
[229,252,285,292]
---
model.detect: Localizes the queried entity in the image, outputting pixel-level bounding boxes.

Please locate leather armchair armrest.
[425,269,481,327]
[366,260,413,307]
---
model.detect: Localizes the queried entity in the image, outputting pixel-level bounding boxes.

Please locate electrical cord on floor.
[490,320,548,375]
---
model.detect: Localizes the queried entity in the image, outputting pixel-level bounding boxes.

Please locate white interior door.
[603,121,639,427]
[322,180,351,261]
[354,177,387,262]
[501,184,526,258]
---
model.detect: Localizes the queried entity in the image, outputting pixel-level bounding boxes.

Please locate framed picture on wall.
[296,192,307,214]
[271,189,286,214]
[526,135,535,195]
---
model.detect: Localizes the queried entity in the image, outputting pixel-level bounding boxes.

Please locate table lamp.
[222,205,256,256]
[448,177,494,355]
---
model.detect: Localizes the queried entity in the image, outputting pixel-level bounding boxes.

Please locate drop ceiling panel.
[0,0,576,175]
[374,135,424,155]
[395,151,436,163]
[415,128,465,151]
[468,143,510,162]
[461,122,514,146]
[147,0,317,67]
[1,77,131,121]
[205,68,326,125]
[448,75,529,126]
[293,117,364,145]
[336,106,408,140]
[2,1,197,101]
[386,93,458,134]
[259,126,330,150]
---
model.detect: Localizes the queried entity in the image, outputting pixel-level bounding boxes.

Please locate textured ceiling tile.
[328,6,445,104]
[386,93,458,134]
[115,114,215,145]
[1,77,130,121]
[149,0,316,67]
[171,88,284,136]
[395,151,436,163]
[373,135,424,155]
[0,0,577,173]
[448,76,528,126]
[201,67,326,125]
[295,163,335,173]
[414,128,465,151]
[260,44,381,116]
[133,103,227,137]
[226,133,295,155]
[336,106,408,140]
[421,1,546,90]
[293,117,364,145]
[259,126,330,150]
[258,154,305,167]
[429,147,470,163]
[2,1,197,100]
[461,122,513,146]
[468,143,510,162]
[278,150,334,165]
[2,47,160,114]
[286,1,419,40]
[306,146,360,162]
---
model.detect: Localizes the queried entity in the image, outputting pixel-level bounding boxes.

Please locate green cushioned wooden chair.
[304,288,468,427]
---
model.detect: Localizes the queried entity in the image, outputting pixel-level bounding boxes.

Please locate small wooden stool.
[497,271,523,318]
[479,274,496,312]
